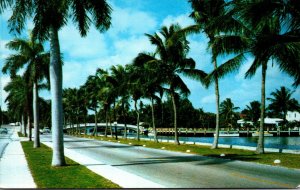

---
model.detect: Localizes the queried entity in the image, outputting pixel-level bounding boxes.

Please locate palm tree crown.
[267,86,299,123]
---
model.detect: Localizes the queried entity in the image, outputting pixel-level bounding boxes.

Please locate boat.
[148,132,154,137]
[214,132,239,137]
[252,132,273,137]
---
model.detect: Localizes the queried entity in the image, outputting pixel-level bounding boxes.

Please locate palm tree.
[85,73,103,136]
[220,98,239,130]
[3,35,49,148]
[144,24,207,145]
[205,0,300,153]
[132,52,164,143]
[267,86,299,124]
[78,86,89,135]
[4,75,32,138]
[189,0,223,149]
[3,0,112,166]
[243,101,261,124]
[127,65,143,141]
[63,88,82,134]
[106,65,130,140]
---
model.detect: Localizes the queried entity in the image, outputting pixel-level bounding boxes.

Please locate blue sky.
[0,0,299,113]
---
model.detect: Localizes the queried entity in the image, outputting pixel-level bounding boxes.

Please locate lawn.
[21,141,120,188]
[78,134,300,169]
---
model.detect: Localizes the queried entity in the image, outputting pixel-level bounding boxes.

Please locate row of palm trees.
[1,0,300,167]
[1,0,112,167]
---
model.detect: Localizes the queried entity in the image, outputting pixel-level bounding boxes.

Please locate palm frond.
[70,0,90,36]
[170,75,190,97]
[8,0,33,35]
[211,35,251,57]
[245,57,264,79]
[87,0,112,32]
[205,53,245,87]
[181,68,207,85]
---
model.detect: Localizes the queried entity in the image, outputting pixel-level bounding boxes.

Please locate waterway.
[139,135,300,150]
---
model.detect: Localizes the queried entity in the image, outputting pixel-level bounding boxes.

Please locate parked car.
[43,127,51,134]
[39,129,44,134]
[0,128,8,134]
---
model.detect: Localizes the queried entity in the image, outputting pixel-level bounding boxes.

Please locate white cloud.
[201,94,215,104]
[161,14,194,28]
[108,6,157,38]
[63,60,98,88]
[59,25,108,59]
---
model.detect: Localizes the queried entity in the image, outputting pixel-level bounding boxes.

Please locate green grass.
[18,132,25,137]
[21,141,120,188]
[78,134,300,169]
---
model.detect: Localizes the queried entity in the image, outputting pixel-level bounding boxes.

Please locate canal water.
[139,135,300,150]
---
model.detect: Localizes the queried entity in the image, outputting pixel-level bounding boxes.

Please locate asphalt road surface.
[0,125,13,159]
[41,134,300,188]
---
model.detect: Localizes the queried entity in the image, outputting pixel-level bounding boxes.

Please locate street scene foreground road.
[40,134,300,188]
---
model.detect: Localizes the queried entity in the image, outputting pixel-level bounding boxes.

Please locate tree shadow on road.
[112,155,236,167]
[67,145,135,149]
[204,154,260,162]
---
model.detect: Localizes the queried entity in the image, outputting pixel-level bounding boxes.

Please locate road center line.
[230,172,294,188]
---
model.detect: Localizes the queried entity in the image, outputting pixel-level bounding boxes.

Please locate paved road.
[41,134,300,188]
[0,125,13,158]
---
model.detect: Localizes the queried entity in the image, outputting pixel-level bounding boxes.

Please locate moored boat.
[252,132,273,137]
[214,132,239,137]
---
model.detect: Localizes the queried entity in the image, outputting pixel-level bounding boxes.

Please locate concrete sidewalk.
[0,129,36,188]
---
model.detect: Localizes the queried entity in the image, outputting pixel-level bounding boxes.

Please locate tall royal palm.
[4,75,32,138]
[3,0,112,166]
[3,35,49,148]
[145,24,206,145]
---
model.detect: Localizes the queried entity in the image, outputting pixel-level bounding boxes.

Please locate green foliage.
[267,86,300,121]
[220,98,240,128]
[21,141,120,188]
[139,97,214,129]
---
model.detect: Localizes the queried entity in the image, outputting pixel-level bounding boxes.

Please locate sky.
[0,0,299,113]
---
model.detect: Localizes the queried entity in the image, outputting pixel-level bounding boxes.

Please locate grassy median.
[21,141,120,188]
[78,134,300,169]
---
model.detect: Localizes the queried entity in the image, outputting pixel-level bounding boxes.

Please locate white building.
[286,111,300,122]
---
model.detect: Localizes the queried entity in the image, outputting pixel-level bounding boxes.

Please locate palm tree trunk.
[113,101,118,140]
[122,104,127,139]
[212,59,220,149]
[105,109,108,137]
[171,93,180,145]
[21,115,26,136]
[124,117,127,140]
[84,116,87,135]
[151,98,158,143]
[109,116,113,138]
[134,100,140,141]
[33,81,40,148]
[27,115,32,141]
[256,63,267,154]
[93,108,98,136]
[49,26,66,166]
